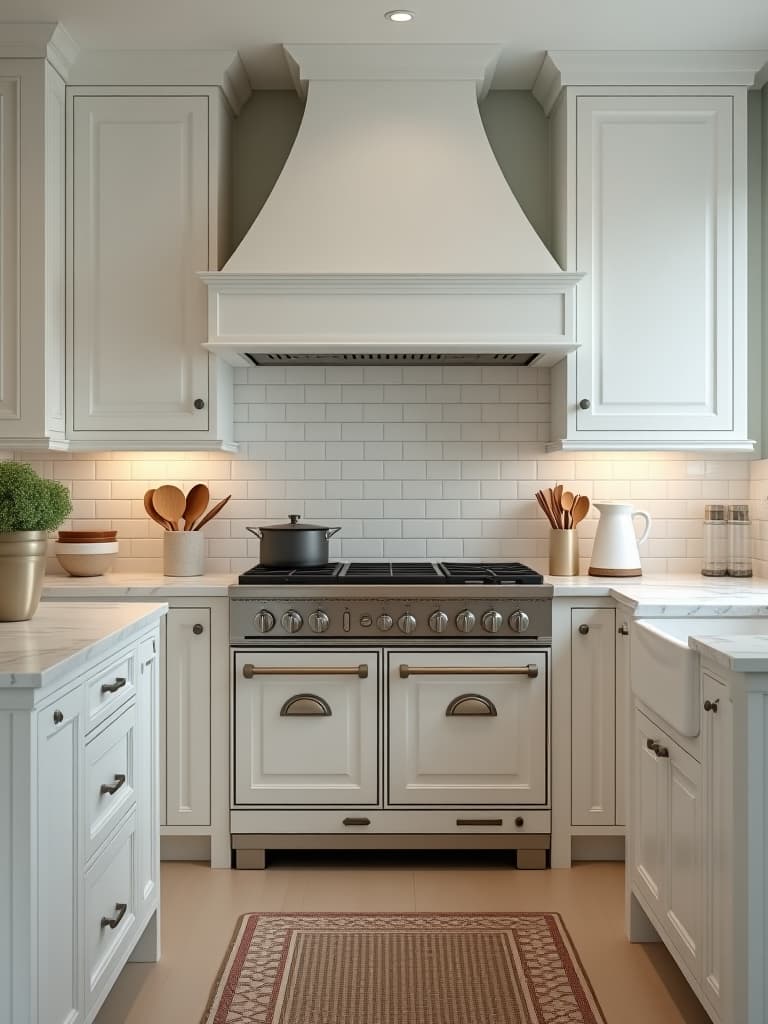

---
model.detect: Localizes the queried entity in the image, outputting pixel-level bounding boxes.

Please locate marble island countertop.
[689,633,768,673]
[0,602,167,689]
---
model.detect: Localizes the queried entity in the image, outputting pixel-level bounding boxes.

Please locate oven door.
[233,649,379,806]
[387,648,548,806]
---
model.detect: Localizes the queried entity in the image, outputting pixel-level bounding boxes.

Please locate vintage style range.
[229,561,553,869]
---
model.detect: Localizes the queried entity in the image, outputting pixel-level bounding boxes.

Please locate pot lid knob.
[289,514,301,525]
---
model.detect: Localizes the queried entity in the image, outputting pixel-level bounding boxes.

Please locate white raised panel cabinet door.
[632,709,667,919]
[37,686,85,1024]
[135,635,159,924]
[71,95,209,432]
[576,95,736,435]
[701,672,732,1020]
[165,609,211,826]
[571,608,615,826]
[0,76,21,427]
[665,736,703,982]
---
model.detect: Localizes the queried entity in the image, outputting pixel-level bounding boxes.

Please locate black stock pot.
[246,514,341,568]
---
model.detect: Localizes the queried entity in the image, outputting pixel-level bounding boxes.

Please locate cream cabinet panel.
[571,608,615,826]
[135,636,160,919]
[632,709,667,918]
[665,739,703,980]
[233,650,379,806]
[165,608,211,826]
[387,650,548,806]
[0,77,20,425]
[70,94,216,436]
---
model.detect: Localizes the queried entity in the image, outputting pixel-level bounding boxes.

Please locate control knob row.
[252,608,330,634]
[252,607,531,635]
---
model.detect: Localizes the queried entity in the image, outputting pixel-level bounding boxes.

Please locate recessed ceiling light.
[385,10,415,22]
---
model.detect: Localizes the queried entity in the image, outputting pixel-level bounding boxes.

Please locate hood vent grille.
[243,352,537,367]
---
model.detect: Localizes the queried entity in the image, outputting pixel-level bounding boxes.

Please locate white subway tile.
[426,385,461,403]
[462,423,500,442]
[327,480,364,499]
[384,499,425,518]
[443,480,481,499]
[266,461,305,480]
[363,366,402,383]
[248,403,286,422]
[427,539,463,558]
[364,480,401,499]
[304,500,343,519]
[384,461,426,480]
[342,538,383,557]
[305,385,342,403]
[460,499,500,518]
[403,519,443,538]
[344,500,384,518]
[344,422,384,441]
[427,461,461,479]
[403,442,443,460]
[462,461,500,480]
[442,404,482,422]
[383,539,427,558]
[311,423,343,441]
[286,403,325,422]
[402,481,443,499]
[54,461,95,480]
[384,385,426,403]
[342,461,384,479]
[363,519,403,538]
[325,367,364,384]
[427,423,461,441]
[365,442,403,460]
[480,480,518,499]
[72,480,111,499]
[364,404,403,422]
[326,403,364,421]
[285,480,326,499]
[266,423,305,441]
[305,461,341,480]
[444,519,483,538]
[386,422,427,441]
[284,442,326,460]
[342,385,384,403]
[426,499,460,518]
[403,403,438,422]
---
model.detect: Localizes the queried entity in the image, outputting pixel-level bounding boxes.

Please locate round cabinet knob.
[376,614,394,632]
[578,624,590,635]
[579,398,591,410]
[193,398,206,410]
[253,609,275,634]
[455,609,476,633]
[429,610,449,634]
[509,611,530,633]
[398,613,417,635]
[308,610,330,634]
[281,610,303,634]
[53,710,64,725]
[515,816,525,828]
[193,623,204,635]
[481,610,503,634]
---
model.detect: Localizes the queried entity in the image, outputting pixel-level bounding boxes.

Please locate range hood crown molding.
[202,42,582,366]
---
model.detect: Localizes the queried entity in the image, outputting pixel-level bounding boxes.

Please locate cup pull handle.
[101,676,127,694]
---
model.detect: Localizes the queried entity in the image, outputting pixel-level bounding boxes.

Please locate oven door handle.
[242,663,369,679]
[398,664,538,679]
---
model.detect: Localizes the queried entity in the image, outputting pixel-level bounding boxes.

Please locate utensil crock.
[549,530,579,576]
[163,530,205,576]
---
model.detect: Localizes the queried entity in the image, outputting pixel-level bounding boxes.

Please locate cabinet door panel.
[632,710,666,916]
[666,741,703,979]
[0,77,20,423]
[72,95,209,431]
[37,687,85,1024]
[135,635,159,921]
[571,608,615,825]
[388,650,548,805]
[165,608,211,826]
[576,95,733,432]
[233,650,379,805]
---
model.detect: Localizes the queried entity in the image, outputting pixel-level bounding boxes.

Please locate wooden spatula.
[183,483,210,530]
[152,485,186,531]
[193,494,231,531]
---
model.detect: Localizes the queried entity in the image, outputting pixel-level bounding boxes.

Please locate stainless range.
[229,561,553,869]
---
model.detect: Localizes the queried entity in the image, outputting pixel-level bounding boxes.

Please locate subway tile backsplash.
[8,365,759,576]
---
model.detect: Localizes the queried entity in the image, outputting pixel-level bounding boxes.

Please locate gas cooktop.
[236,560,545,586]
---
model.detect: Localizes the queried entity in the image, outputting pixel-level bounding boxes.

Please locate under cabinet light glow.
[385,10,415,22]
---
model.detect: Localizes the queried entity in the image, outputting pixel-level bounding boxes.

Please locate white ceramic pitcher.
[588,502,652,577]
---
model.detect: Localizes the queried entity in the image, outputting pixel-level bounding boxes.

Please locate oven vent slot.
[243,352,537,367]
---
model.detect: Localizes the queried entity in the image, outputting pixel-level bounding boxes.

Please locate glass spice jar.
[727,504,752,578]
[702,504,727,577]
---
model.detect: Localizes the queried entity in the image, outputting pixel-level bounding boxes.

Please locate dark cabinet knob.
[618,624,629,636]
[514,816,525,828]
[704,699,719,713]
[53,710,64,725]
[578,624,590,635]
[579,398,591,410]
[193,398,205,410]
[193,623,204,635]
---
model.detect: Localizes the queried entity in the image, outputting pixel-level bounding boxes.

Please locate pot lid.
[259,514,331,531]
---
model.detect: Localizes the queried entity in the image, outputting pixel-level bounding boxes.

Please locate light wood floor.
[95,853,712,1024]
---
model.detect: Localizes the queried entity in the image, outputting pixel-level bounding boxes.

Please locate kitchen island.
[0,601,167,1024]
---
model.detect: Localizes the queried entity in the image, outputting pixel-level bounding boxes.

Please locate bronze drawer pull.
[445,694,497,717]
[101,676,127,694]
[399,664,537,679]
[243,663,368,679]
[100,773,126,796]
[456,818,503,826]
[342,817,371,826]
[101,903,127,929]
[280,694,332,717]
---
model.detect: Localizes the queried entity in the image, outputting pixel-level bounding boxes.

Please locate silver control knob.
[308,610,330,634]
[509,610,530,633]
[455,609,476,633]
[482,610,503,634]
[429,610,449,634]
[398,613,417,635]
[377,614,394,632]
[254,609,275,634]
[281,610,303,634]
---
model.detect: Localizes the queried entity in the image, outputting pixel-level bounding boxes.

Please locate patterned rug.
[202,912,606,1024]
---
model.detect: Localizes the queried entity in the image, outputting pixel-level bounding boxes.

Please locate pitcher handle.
[632,511,652,546]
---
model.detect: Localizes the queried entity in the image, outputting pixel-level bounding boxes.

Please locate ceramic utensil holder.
[549,530,579,576]
[163,530,205,577]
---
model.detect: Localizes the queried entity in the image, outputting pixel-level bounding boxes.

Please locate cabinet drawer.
[86,649,136,732]
[231,808,552,835]
[84,811,137,1014]
[85,705,137,862]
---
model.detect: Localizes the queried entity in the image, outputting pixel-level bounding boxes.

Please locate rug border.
[201,910,609,1024]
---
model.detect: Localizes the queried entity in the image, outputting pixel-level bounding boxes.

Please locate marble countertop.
[42,572,235,598]
[0,602,167,690]
[606,575,768,617]
[689,633,768,673]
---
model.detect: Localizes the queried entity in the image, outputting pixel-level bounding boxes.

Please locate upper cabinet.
[66,81,240,451]
[535,54,762,452]
[0,26,73,450]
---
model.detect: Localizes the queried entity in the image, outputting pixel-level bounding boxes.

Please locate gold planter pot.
[0,531,48,621]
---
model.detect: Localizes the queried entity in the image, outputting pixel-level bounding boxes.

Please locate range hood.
[201,44,582,367]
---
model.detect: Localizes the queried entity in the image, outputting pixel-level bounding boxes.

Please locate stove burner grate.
[438,562,545,585]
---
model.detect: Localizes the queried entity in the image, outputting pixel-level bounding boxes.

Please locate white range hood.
[201,44,582,368]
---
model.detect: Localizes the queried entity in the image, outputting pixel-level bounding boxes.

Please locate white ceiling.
[4,0,768,89]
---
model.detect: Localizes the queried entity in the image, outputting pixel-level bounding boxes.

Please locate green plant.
[0,461,72,533]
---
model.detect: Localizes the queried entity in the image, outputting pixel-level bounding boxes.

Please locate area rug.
[202,912,606,1024]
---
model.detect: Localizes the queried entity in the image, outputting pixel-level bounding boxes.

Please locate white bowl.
[54,541,119,577]
[54,542,119,554]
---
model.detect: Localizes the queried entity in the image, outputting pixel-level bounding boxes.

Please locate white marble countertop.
[0,602,167,689]
[42,572,235,598]
[605,575,768,617]
[689,633,768,673]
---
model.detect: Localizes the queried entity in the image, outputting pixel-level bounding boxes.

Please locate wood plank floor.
[95,854,712,1024]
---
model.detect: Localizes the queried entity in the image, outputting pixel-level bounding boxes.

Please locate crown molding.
[0,22,79,79]
[533,50,768,114]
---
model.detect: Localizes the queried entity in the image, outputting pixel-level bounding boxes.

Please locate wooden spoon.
[547,487,561,529]
[152,485,186,531]
[561,490,575,529]
[183,483,210,531]
[193,494,231,531]
[570,494,591,527]
[535,491,559,530]
[144,489,171,531]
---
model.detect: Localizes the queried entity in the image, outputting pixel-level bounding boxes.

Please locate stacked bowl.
[55,530,119,577]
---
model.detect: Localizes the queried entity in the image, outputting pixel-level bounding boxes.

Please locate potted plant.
[0,461,72,621]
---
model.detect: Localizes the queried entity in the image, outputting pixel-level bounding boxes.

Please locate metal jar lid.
[728,504,750,522]
[704,504,726,521]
